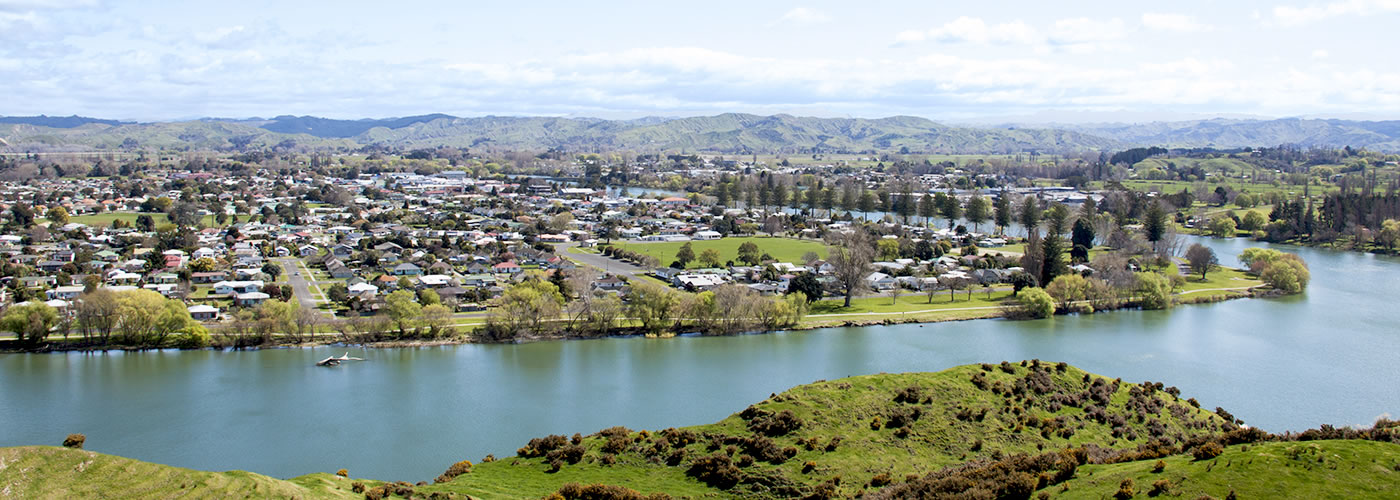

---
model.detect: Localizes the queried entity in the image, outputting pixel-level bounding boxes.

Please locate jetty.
[316,352,364,367]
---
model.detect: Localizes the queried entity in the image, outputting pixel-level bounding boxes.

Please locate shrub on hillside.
[686,453,741,489]
[435,460,473,483]
[746,409,804,437]
[62,434,85,449]
[1193,441,1224,460]
[518,434,569,458]
[550,482,672,500]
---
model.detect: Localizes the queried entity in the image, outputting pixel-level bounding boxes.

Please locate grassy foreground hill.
[2,362,1397,499]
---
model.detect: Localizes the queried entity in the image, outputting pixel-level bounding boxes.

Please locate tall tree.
[994,193,1012,235]
[918,193,937,227]
[940,191,962,229]
[965,194,990,233]
[1039,204,1071,287]
[826,230,875,307]
[1018,196,1041,238]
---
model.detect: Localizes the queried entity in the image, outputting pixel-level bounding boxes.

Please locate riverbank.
[0,284,1266,354]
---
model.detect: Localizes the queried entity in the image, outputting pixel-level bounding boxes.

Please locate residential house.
[188,304,219,321]
[390,263,422,276]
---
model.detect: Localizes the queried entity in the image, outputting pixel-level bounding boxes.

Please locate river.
[1,236,1397,482]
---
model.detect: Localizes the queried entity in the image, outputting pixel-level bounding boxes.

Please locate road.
[558,242,650,278]
[275,258,335,319]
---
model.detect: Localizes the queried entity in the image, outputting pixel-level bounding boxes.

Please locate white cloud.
[1141,12,1211,32]
[1048,17,1126,44]
[0,0,96,12]
[1272,0,1400,26]
[773,7,830,25]
[922,16,1040,45]
[1312,49,1330,58]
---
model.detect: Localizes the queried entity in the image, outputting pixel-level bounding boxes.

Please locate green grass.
[57,211,252,228]
[614,236,827,269]
[810,289,1014,315]
[0,446,368,499]
[430,363,1233,499]
[1050,440,1400,499]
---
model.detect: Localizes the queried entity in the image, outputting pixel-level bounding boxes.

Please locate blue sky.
[1,0,1397,122]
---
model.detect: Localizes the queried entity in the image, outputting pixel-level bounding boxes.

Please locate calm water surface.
[1,237,1397,481]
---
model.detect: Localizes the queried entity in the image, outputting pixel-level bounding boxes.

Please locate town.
[0,146,1330,350]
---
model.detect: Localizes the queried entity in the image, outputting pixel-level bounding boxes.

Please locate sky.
[1,0,1398,123]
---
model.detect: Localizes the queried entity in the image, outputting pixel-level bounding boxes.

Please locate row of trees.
[481,271,809,341]
[3,289,209,348]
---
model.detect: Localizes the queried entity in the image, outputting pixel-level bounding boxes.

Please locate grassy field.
[614,236,827,268]
[1053,439,1400,499]
[57,211,252,228]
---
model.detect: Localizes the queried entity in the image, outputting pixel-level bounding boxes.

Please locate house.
[593,276,625,291]
[348,282,379,295]
[865,272,895,290]
[674,274,726,291]
[326,261,355,279]
[298,245,319,257]
[492,261,521,274]
[47,285,85,300]
[193,247,219,260]
[417,274,453,288]
[390,263,422,276]
[213,280,265,295]
[37,260,67,273]
[191,271,229,284]
[693,230,722,240]
[235,291,270,307]
[332,244,355,258]
[188,304,219,321]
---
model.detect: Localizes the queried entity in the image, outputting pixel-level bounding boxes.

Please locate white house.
[214,280,265,295]
[188,304,219,321]
[235,291,270,306]
[693,230,722,240]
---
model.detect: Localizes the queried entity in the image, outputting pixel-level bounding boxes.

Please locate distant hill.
[1040,117,1400,151]
[259,114,457,138]
[0,115,125,128]
[1,363,1396,499]
[4,113,1400,153]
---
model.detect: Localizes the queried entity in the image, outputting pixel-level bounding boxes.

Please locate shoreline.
[0,287,1265,354]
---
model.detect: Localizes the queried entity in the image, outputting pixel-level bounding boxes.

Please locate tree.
[46,207,69,225]
[627,282,681,333]
[737,241,761,265]
[1378,219,1400,251]
[326,283,349,304]
[787,272,823,299]
[1070,218,1095,264]
[487,275,566,338]
[965,195,990,233]
[1240,211,1268,232]
[2,301,58,345]
[1135,272,1173,310]
[994,194,1012,235]
[674,242,695,268]
[1185,244,1218,279]
[261,262,282,280]
[918,194,936,227]
[135,214,155,232]
[418,288,441,306]
[1143,201,1168,249]
[827,230,875,307]
[114,290,199,347]
[189,257,217,273]
[75,289,120,344]
[699,248,722,268]
[939,191,962,229]
[1039,204,1070,287]
[1207,216,1237,238]
[1012,287,1055,319]
[167,201,202,228]
[385,290,422,336]
[857,189,876,221]
[10,203,34,227]
[421,304,453,337]
[1018,196,1041,237]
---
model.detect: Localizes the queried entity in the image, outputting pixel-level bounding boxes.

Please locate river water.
[1,237,1396,482]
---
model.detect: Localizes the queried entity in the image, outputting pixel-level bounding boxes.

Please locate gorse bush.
[435,460,472,483]
[549,483,672,500]
[62,434,85,449]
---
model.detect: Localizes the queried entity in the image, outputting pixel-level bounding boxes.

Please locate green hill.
[0,445,364,499]
[3,362,1396,499]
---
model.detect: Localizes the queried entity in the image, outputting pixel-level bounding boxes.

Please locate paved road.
[558,242,650,278]
[276,258,334,319]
